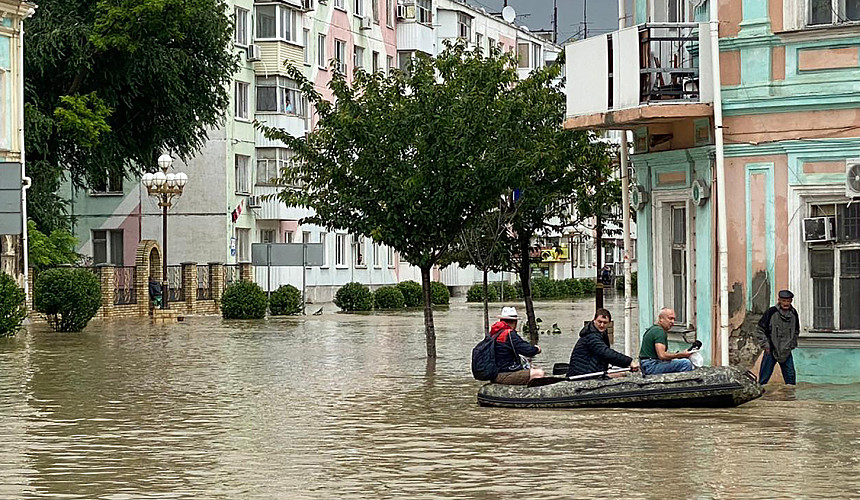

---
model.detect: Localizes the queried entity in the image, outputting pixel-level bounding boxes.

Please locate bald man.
[638,308,693,375]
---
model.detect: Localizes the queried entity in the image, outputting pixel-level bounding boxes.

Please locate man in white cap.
[489,306,544,385]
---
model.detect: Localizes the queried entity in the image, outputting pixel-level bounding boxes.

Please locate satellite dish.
[502,5,516,23]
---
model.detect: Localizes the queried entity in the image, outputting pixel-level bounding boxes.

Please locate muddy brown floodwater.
[1,295,858,498]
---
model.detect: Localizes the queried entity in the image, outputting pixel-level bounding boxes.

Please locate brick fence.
[27,240,253,320]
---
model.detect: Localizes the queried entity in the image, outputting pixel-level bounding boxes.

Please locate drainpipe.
[19,6,34,307]
[618,0,633,357]
[709,0,729,366]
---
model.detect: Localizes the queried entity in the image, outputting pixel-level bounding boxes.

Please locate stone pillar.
[240,262,253,282]
[209,262,224,304]
[182,262,197,314]
[98,264,115,319]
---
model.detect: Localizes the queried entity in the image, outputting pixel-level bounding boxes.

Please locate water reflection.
[0,295,858,498]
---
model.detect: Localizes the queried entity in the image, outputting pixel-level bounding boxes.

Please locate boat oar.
[527,367,631,388]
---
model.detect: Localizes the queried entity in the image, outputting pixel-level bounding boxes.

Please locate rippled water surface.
[2,296,859,499]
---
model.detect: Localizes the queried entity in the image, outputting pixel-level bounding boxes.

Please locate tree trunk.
[482,268,489,335]
[421,265,437,358]
[518,236,539,345]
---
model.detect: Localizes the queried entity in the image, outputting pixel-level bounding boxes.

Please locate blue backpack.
[471,330,504,381]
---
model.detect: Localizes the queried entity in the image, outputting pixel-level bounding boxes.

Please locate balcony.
[255,113,308,147]
[252,185,311,221]
[564,23,713,130]
[396,20,435,55]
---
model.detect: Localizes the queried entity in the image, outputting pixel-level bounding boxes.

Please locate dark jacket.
[490,320,539,373]
[757,305,800,362]
[566,321,633,377]
[148,280,162,298]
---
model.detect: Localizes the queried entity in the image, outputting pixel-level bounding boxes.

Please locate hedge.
[34,267,101,332]
[335,282,373,312]
[222,281,268,319]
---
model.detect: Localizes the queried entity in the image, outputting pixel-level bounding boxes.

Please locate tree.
[25,0,238,232]
[27,220,80,270]
[263,43,523,358]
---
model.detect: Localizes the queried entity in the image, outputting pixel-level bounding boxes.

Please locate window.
[386,55,393,75]
[257,147,296,185]
[235,81,249,119]
[809,203,860,330]
[372,0,379,22]
[476,32,483,49]
[353,236,365,266]
[285,231,294,243]
[318,34,327,68]
[457,12,471,40]
[255,4,299,43]
[302,231,311,244]
[334,39,347,73]
[387,245,395,268]
[517,43,530,68]
[260,229,276,243]
[354,0,364,17]
[416,0,431,24]
[320,233,329,267]
[386,0,393,27]
[256,76,305,116]
[372,50,379,73]
[488,37,496,50]
[336,234,347,266]
[398,51,411,72]
[235,7,249,46]
[373,242,381,267]
[354,45,364,71]
[92,170,123,194]
[809,0,860,25]
[334,0,345,9]
[579,236,587,267]
[92,229,123,265]
[532,43,541,69]
[236,228,250,262]
[670,205,688,324]
[235,154,250,194]
[303,29,310,65]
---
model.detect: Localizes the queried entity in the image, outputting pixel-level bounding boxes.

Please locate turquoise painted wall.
[796,348,860,385]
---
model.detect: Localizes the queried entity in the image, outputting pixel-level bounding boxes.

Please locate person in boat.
[756,289,799,385]
[638,307,693,375]
[490,306,545,385]
[567,308,638,378]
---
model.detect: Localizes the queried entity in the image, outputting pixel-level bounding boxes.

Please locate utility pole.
[553,0,558,43]
[583,0,588,39]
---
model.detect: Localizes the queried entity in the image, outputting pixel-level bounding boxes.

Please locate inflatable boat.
[477,366,763,409]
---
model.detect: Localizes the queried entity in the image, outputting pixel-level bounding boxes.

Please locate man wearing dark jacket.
[567,308,639,377]
[491,306,544,385]
[757,290,800,385]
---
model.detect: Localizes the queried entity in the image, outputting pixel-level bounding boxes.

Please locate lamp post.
[141,154,188,309]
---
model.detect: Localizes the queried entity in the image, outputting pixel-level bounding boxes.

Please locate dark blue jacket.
[490,321,539,373]
[566,321,632,377]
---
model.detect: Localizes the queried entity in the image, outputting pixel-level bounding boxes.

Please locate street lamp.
[141,154,188,309]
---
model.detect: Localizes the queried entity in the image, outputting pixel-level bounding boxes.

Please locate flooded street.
[1,295,859,498]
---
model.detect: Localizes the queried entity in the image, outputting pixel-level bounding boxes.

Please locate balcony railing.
[565,23,712,121]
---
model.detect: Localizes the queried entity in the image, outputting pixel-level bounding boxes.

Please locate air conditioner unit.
[360,16,373,29]
[847,158,860,198]
[396,4,407,19]
[802,217,835,243]
[248,195,262,209]
[301,0,314,11]
[246,44,261,62]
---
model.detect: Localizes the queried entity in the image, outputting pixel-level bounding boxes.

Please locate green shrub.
[430,281,450,305]
[492,281,519,300]
[221,281,268,319]
[373,286,405,309]
[335,282,373,312]
[615,272,638,293]
[514,281,524,299]
[467,283,498,302]
[269,284,302,316]
[531,277,560,299]
[396,280,423,307]
[34,267,101,332]
[0,273,27,336]
[579,278,596,294]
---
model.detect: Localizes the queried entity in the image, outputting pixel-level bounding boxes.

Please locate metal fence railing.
[197,265,211,300]
[166,265,184,302]
[224,264,240,289]
[114,266,137,305]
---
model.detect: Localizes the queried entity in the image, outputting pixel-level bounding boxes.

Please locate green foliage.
[467,283,497,303]
[334,282,373,312]
[27,220,80,270]
[396,280,423,308]
[0,273,27,337]
[25,0,239,232]
[616,271,638,293]
[579,278,596,294]
[530,277,561,299]
[559,278,583,296]
[373,286,405,309]
[493,281,519,300]
[34,267,101,332]
[269,284,302,316]
[430,281,450,305]
[221,281,268,319]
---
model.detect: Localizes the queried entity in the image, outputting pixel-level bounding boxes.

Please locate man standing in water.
[756,290,800,385]
[638,308,693,375]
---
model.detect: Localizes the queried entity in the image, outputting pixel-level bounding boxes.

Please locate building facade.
[67,0,562,300]
[565,0,860,383]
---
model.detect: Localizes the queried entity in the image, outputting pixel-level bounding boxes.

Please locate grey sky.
[464,0,628,44]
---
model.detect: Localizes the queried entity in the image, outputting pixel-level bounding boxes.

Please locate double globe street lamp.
[141,154,188,309]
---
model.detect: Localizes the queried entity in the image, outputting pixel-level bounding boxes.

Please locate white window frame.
[372,50,379,73]
[386,55,393,75]
[354,45,364,71]
[806,0,860,26]
[318,34,327,69]
[354,0,364,17]
[335,234,348,267]
[236,228,250,262]
[256,147,296,185]
[457,12,472,41]
[256,76,305,116]
[416,0,432,25]
[353,236,366,267]
[235,81,249,120]
[303,28,310,65]
[387,245,395,268]
[255,4,299,44]
[517,43,530,69]
[334,0,345,10]
[334,39,347,74]
[91,170,123,195]
[235,7,249,46]
[235,154,250,194]
[372,242,381,268]
[652,193,693,328]
[92,229,124,265]
[386,0,393,27]
[320,232,329,268]
[259,229,276,244]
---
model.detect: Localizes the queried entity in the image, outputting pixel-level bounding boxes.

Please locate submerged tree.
[25,0,238,231]
[263,44,524,358]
